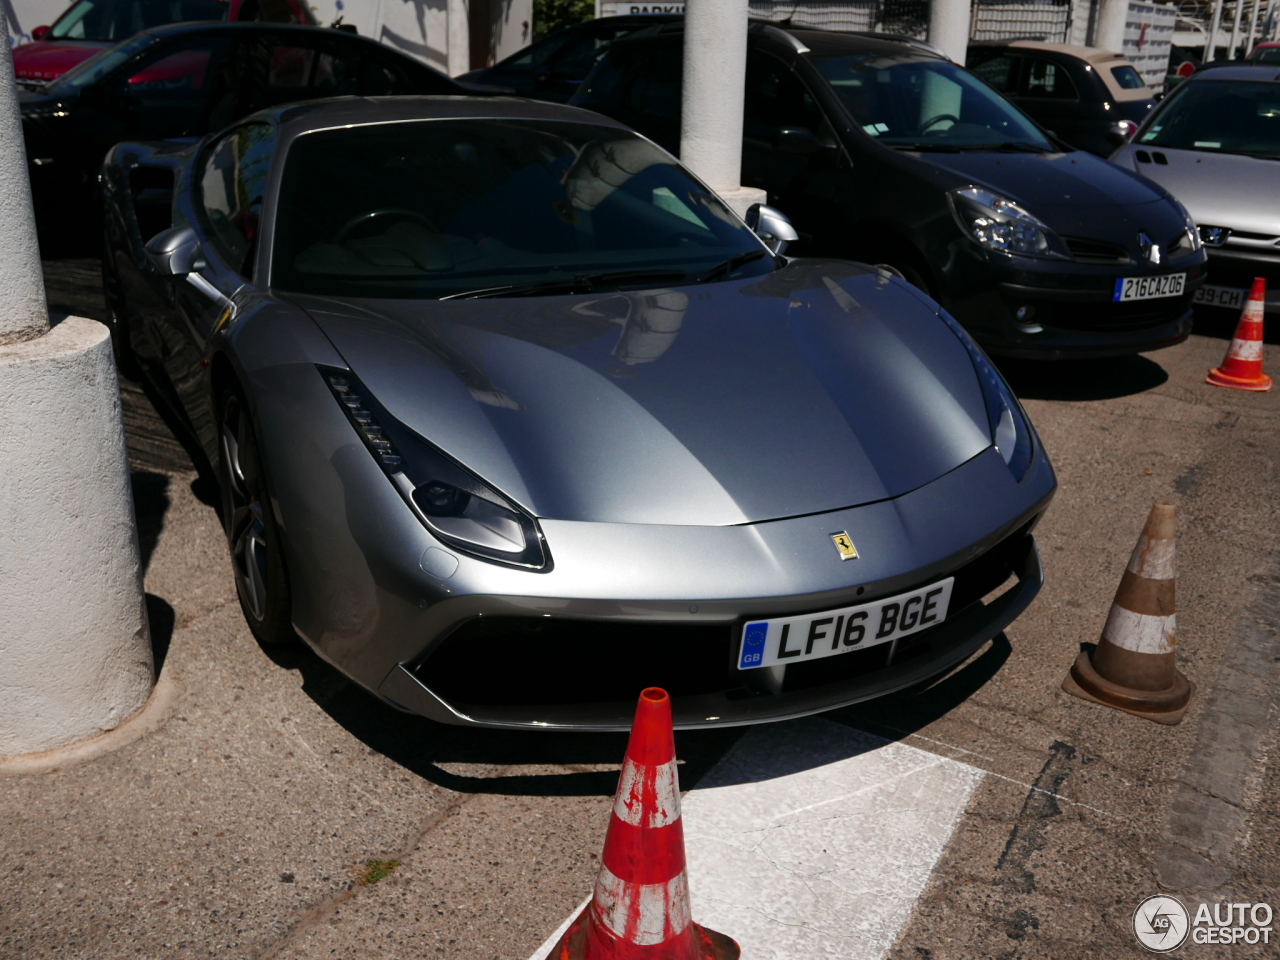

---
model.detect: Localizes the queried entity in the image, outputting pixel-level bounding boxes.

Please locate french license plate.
[1113,274,1186,302]
[738,578,954,670]
[1192,284,1246,310]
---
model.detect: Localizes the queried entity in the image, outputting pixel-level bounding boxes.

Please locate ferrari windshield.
[49,0,229,41]
[813,54,1053,151]
[272,120,772,299]
[1137,79,1280,158]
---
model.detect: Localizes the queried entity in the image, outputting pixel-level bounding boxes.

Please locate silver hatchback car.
[1111,65,1280,314]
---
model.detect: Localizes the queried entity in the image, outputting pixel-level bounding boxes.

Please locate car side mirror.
[146,225,206,276]
[774,126,834,158]
[32,25,49,40]
[745,203,799,256]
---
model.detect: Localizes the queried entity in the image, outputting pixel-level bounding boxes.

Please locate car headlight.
[947,185,1069,260]
[319,366,549,570]
[1168,200,1202,257]
[934,310,1035,481]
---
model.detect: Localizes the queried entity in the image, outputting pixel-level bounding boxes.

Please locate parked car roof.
[978,40,1126,65]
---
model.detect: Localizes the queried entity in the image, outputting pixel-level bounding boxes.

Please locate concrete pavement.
[2,258,1278,958]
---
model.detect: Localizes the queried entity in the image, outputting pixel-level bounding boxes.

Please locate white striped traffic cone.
[549,688,739,960]
[1062,501,1193,724]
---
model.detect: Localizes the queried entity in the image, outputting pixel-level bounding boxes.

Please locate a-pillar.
[680,0,766,217]
[1094,0,1130,55]
[927,0,972,64]
[0,40,152,760]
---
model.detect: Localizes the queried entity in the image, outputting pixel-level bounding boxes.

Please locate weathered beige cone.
[1062,501,1194,724]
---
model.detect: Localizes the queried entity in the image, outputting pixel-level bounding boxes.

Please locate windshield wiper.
[697,248,769,283]
[440,268,689,300]
[888,140,1049,153]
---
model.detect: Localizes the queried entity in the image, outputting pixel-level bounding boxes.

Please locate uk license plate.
[1192,284,1246,310]
[737,578,955,670]
[1113,274,1186,302]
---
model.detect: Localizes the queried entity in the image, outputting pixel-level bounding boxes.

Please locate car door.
[741,50,851,251]
[165,122,274,438]
[535,21,645,101]
[968,51,1022,99]
[1010,55,1083,144]
[73,33,241,187]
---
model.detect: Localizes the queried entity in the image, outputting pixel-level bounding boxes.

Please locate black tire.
[218,387,296,645]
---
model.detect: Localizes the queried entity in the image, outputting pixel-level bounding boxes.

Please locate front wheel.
[218,388,296,646]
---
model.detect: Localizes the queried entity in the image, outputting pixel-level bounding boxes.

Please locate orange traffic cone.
[549,688,739,960]
[1207,277,1271,391]
[1062,501,1193,724]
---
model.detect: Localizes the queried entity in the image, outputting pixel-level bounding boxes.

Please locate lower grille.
[417,528,1034,711]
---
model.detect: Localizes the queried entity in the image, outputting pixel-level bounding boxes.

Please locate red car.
[1247,41,1280,64]
[13,0,315,86]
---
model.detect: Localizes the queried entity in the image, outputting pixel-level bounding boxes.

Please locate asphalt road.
[2,257,1277,960]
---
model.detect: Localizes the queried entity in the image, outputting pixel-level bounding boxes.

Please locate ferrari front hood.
[289,261,991,526]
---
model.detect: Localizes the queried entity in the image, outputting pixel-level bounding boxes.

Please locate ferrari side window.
[200,122,276,275]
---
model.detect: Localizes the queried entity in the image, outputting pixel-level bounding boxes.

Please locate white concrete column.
[0,40,153,760]
[680,0,766,217]
[1228,0,1243,56]
[0,42,48,347]
[927,0,971,65]
[1245,0,1259,55]
[1205,0,1224,60]
[447,0,471,76]
[1094,0,1130,55]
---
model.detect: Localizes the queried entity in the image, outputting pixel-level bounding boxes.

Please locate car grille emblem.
[1138,232,1162,266]
[830,531,859,560]
[1199,225,1231,247]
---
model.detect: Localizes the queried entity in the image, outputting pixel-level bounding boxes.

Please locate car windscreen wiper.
[440,268,690,300]
[696,248,769,283]
[888,140,1050,153]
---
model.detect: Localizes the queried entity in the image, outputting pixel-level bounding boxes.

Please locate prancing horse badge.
[831,531,859,560]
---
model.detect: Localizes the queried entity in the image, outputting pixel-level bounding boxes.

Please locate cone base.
[1206,367,1272,391]
[1062,650,1193,725]
[550,908,741,960]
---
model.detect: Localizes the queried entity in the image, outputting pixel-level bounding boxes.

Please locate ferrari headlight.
[947,185,1069,260]
[320,366,549,570]
[935,310,1035,481]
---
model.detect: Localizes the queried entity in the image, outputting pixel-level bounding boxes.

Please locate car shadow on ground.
[260,641,745,798]
[255,632,1013,798]
[829,634,1012,743]
[996,354,1169,401]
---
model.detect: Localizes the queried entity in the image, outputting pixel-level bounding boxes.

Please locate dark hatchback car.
[460,14,680,102]
[574,23,1207,359]
[18,21,476,222]
[967,41,1156,156]
[12,0,316,86]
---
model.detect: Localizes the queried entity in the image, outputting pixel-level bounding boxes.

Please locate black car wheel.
[218,387,295,645]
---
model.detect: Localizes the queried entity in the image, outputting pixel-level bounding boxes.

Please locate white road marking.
[529,717,981,960]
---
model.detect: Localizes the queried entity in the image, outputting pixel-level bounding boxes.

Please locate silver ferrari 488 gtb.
[103,96,1056,729]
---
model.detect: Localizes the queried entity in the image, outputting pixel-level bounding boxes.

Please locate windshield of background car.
[46,33,156,90]
[49,0,229,41]
[813,53,1054,150]
[271,119,773,299]
[1138,79,1280,158]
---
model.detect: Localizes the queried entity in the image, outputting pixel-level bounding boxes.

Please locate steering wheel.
[334,208,437,244]
[918,113,961,134]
